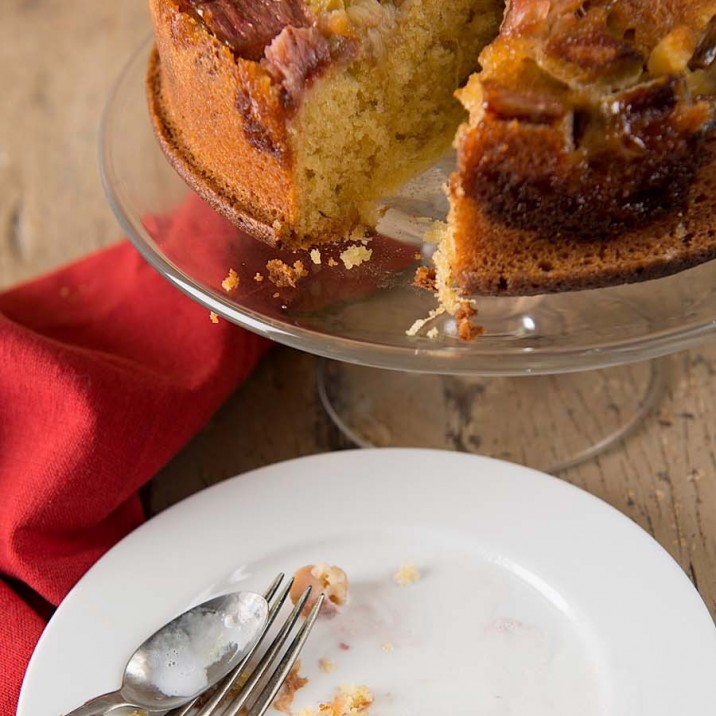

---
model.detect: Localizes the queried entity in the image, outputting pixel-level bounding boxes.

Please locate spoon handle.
[63,690,129,716]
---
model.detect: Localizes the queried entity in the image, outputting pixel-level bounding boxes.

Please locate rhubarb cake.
[437,0,716,297]
[148,0,502,246]
[148,0,716,303]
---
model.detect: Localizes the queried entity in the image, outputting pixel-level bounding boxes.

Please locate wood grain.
[0,0,149,288]
[1,0,715,622]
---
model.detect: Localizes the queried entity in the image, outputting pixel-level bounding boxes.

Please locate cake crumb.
[254,272,265,282]
[340,245,373,269]
[348,226,373,246]
[426,327,439,340]
[209,311,219,324]
[291,563,349,614]
[310,249,322,265]
[405,306,445,337]
[381,642,394,653]
[328,257,339,267]
[337,685,373,713]
[414,252,422,260]
[221,268,240,293]
[393,563,420,586]
[267,259,309,288]
[319,658,336,673]
[456,305,485,341]
[458,318,485,341]
[273,661,308,714]
[413,266,437,292]
[273,292,280,299]
[294,685,373,716]
[339,642,351,651]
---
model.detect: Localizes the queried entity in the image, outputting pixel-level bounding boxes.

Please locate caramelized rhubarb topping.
[263,26,356,104]
[181,0,310,61]
[457,1,716,238]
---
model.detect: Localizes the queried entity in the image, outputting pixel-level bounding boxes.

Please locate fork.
[169,574,324,716]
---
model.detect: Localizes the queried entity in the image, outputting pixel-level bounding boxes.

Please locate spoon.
[65,591,269,715]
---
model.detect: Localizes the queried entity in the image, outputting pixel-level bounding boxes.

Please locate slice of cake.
[148,0,503,247]
[436,0,716,297]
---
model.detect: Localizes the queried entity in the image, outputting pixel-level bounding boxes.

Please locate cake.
[147,0,502,246]
[436,0,716,297]
[148,0,716,308]
[290,563,349,613]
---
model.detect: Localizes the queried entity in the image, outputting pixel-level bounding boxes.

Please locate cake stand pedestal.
[317,359,665,473]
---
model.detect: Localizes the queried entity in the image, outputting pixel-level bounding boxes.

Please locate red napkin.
[0,200,271,714]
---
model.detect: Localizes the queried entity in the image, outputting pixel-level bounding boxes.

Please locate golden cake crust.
[147,0,300,246]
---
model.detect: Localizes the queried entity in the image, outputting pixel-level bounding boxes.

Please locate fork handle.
[63,690,129,716]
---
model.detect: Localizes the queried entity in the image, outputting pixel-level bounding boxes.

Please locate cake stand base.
[317,359,666,473]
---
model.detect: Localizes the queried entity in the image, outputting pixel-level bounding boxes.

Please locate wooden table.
[2,0,715,619]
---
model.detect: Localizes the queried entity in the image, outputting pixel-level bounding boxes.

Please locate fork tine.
[191,576,295,716]
[220,586,315,716]
[245,594,326,716]
[267,577,294,620]
[263,572,285,602]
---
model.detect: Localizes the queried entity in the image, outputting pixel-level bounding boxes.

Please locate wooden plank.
[0,0,150,288]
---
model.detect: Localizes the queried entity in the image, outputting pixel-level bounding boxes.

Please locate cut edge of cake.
[431,140,716,301]
[147,0,503,248]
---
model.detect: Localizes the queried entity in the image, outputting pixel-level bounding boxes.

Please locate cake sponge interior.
[291,0,502,242]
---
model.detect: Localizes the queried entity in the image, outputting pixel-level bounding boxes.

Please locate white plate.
[19,449,716,716]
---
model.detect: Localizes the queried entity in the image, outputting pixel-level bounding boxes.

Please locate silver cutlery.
[63,574,322,716]
[171,573,325,716]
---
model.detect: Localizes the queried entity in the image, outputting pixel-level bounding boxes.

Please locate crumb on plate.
[327,257,339,267]
[296,685,373,716]
[455,305,484,342]
[340,245,373,270]
[273,661,308,714]
[209,311,219,324]
[266,259,309,288]
[221,268,240,293]
[393,563,420,586]
[254,272,265,282]
[413,266,437,292]
[319,658,336,673]
[291,563,349,614]
[381,642,394,653]
[310,249,322,265]
[405,306,445,337]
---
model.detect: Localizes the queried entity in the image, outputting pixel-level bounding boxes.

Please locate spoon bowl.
[66,591,269,715]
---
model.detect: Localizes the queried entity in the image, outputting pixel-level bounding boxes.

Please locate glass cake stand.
[100,42,716,472]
